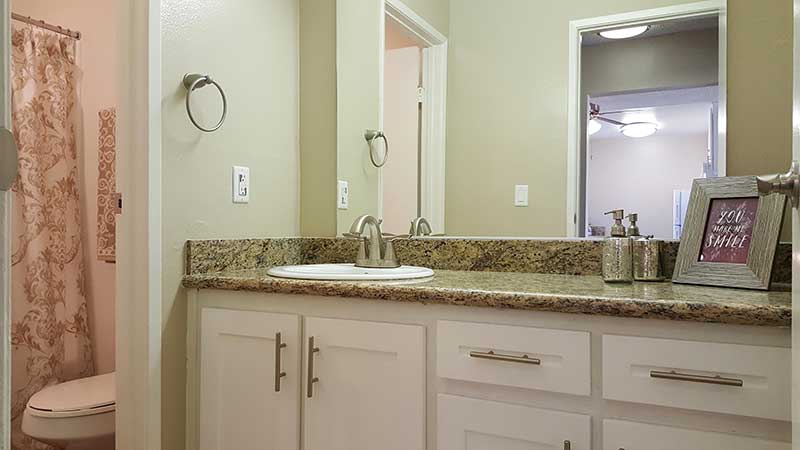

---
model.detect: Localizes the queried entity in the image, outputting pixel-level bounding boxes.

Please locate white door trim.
[566,0,727,237]
[385,0,446,47]
[791,1,799,448]
[421,43,447,233]
[384,0,447,233]
[115,0,161,449]
[1,0,11,447]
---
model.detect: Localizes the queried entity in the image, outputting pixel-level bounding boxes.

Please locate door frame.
[1,0,10,447]
[384,0,447,233]
[792,1,799,448]
[565,0,727,237]
[0,2,162,448]
[115,0,162,450]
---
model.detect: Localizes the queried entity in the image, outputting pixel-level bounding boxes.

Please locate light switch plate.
[337,180,349,210]
[514,184,529,207]
[233,166,250,203]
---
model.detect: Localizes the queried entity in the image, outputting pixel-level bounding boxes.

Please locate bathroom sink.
[267,263,434,281]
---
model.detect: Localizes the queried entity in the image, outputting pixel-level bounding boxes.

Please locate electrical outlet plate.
[514,184,529,207]
[233,166,250,203]
[337,180,349,210]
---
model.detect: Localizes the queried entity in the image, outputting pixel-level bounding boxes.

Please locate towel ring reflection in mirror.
[183,73,228,132]
[364,129,388,168]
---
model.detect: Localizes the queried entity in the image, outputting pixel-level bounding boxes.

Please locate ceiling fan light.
[620,122,658,138]
[588,118,602,135]
[598,25,650,40]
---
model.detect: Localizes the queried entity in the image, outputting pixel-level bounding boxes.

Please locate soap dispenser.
[626,213,640,237]
[602,209,633,283]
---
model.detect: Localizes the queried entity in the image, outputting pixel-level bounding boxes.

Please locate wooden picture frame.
[672,176,786,290]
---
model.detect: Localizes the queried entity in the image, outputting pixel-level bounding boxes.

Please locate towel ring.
[364,129,388,168]
[183,73,228,133]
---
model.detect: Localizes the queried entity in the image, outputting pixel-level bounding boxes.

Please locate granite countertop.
[182,268,791,327]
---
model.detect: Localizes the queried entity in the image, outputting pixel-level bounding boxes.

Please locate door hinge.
[114,193,123,215]
[417,86,425,103]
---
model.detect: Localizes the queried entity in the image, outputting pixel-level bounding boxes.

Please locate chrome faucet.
[345,215,407,268]
[409,217,433,237]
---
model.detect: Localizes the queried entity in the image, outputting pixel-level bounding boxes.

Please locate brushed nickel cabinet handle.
[469,350,541,365]
[274,332,287,392]
[307,336,320,398]
[563,440,570,450]
[650,370,743,387]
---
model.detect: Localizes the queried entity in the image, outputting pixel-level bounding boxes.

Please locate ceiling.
[581,15,718,46]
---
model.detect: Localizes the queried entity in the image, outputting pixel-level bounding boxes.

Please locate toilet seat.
[27,372,115,419]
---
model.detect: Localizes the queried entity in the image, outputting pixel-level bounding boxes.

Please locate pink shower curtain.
[9,23,94,450]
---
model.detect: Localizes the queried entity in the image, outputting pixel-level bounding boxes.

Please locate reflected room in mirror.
[330,2,772,241]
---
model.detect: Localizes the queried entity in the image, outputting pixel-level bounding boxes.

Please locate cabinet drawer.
[437,320,591,396]
[603,419,790,450]
[603,335,790,420]
[439,394,591,450]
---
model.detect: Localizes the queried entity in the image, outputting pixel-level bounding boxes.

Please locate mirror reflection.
[330,1,775,240]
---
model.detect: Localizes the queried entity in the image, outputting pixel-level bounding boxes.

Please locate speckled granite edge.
[186,238,791,284]
[182,270,791,327]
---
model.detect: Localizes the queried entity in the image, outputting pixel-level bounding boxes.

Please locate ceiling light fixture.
[598,25,650,40]
[588,119,602,135]
[589,103,659,138]
[620,122,659,138]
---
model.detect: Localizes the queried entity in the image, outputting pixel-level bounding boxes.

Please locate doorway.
[566,1,727,237]
[3,2,121,449]
[382,0,447,235]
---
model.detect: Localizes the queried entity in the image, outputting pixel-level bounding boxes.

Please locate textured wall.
[160,1,300,449]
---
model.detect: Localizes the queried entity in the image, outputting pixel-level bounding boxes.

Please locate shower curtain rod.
[11,13,81,40]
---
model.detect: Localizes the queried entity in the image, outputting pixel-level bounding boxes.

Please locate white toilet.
[22,372,115,450]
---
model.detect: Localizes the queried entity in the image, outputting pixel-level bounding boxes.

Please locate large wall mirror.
[316,0,789,240]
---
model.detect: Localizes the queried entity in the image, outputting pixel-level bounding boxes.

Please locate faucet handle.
[342,232,363,239]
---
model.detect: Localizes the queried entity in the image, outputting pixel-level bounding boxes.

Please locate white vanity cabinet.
[438,394,590,450]
[187,290,791,450]
[199,309,301,450]
[303,317,425,450]
[602,419,791,450]
[192,304,425,450]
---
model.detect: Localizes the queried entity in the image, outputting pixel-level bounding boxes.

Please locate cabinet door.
[603,419,790,450]
[438,394,591,450]
[200,308,301,450]
[303,317,425,450]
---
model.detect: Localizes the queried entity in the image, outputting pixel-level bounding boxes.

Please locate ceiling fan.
[588,102,659,138]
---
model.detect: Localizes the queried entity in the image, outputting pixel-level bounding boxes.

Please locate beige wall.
[445,0,793,237]
[727,0,792,177]
[161,1,300,450]
[336,0,384,235]
[300,0,337,237]
[12,0,118,375]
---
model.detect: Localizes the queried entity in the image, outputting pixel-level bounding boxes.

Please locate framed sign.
[672,176,786,290]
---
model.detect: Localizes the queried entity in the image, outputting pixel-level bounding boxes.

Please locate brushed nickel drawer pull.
[274,332,287,392]
[650,370,743,387]
[469,350,541,365]
[307,336,320,398]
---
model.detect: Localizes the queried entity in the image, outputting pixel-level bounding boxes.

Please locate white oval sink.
[267,263,434,281]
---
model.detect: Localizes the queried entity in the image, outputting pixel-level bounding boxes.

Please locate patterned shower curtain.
[9,24,94,450]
